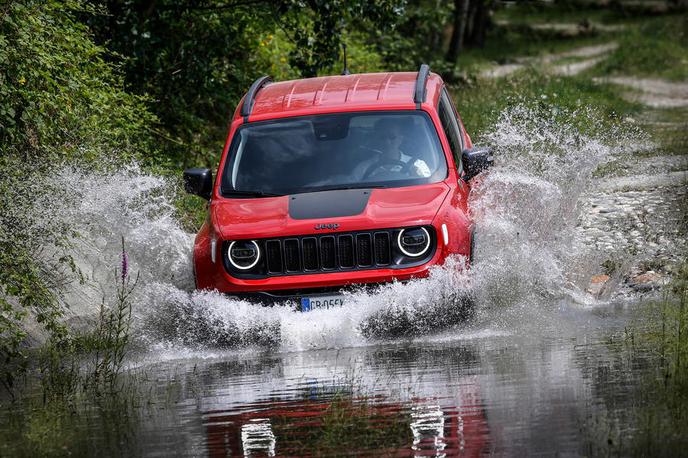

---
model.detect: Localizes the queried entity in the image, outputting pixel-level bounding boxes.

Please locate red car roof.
[237,71,444,122]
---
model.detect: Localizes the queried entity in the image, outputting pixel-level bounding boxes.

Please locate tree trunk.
[464,0,478,45]
[429,0,443,55]
[446,0,469,63]
[465,0,493,48]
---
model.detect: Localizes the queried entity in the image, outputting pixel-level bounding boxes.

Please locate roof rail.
[240,75,272,120]
[414,64,430,106]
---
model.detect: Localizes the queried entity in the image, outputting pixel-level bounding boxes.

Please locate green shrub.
[0,0,157,162]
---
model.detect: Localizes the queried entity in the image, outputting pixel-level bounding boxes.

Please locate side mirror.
[461,147,493,181]
[183,168,213,200]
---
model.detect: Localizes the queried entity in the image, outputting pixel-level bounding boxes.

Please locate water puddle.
[3,309,645,456]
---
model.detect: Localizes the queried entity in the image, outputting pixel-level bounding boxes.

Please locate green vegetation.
[0,368,152,457]
[0,240,142,456]
[588,263,688,456]
[456,28,613,74]
[593,15,688,81]
[494,2,617,24]
[0,1,157,161]
[37,240,136,400]
[0,0,155,392]
[632,265,688,455]
[646,107,688,157]
[453,69,642,139]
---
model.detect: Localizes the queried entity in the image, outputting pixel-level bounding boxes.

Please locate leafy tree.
[0,0,156,162]
[370,0,453,71]
[278,0,402,77]
[86,0,403,167]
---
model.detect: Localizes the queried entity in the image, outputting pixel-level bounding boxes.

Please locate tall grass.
[603,262,688,455]
[592,15,688,81]
[629,262,688,455]
[18,237,139,404]
[0,238,143,455]
[91,237,138,392]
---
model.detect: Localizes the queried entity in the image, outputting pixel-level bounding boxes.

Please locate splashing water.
[33,106,646,354]
[468,105,625,311]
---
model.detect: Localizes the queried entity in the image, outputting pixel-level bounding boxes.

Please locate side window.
[438,88,465,174]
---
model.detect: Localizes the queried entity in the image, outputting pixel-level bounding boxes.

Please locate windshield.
[220,111,447,196]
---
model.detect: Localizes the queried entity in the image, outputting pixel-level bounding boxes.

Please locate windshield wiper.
[223,189,283,198]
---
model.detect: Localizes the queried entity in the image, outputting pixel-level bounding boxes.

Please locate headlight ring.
[397,227,431,257]
[227,240,261,270]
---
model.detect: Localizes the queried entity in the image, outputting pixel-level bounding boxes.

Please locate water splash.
[32,105,647,353]
[468,105,641,312]
[36,164,194,325]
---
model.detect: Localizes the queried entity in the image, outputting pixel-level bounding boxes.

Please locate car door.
[437,87,470,211]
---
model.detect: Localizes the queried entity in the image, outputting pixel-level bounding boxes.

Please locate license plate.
[300,295,344,311]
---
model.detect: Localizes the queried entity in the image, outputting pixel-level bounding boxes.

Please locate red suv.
[184,65,492,310]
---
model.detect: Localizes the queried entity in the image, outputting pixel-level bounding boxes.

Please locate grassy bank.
[591,15,688,81]
[451,69,642,140]
[588,263,688,456]
[631,264,688,455]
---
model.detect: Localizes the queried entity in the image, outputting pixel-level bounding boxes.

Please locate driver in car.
[355,118,432,180]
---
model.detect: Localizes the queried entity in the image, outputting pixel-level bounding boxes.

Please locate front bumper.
[226,283,390,308]
[200,247,442,295]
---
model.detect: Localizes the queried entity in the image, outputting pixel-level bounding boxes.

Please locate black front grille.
[302,238,318,270]
[264,230,394,275]
[338,235,354,268]
[224,226,436,279]
[357,233,373,267]
[320,236,336,270]
[283,239,300,271]
[374,232,391,265]
[266,240,282,272]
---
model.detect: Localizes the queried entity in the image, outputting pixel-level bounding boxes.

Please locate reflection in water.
[410,404,446,455]
[197,337,495,456]
[204,387,492,457]
[241,419,276,457]
[188,314,630,456]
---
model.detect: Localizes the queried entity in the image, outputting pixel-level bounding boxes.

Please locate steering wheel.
[362,158,411,179]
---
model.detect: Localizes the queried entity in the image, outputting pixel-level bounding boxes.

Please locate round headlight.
[227,240,260,270]
[397,227,430,257]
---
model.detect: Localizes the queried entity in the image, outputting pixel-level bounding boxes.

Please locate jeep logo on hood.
[314,223,339,230]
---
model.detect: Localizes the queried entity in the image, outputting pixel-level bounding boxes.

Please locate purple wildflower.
[121,238,129,284]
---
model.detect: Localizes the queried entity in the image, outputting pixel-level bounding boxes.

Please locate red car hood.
[212,183,450,239]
